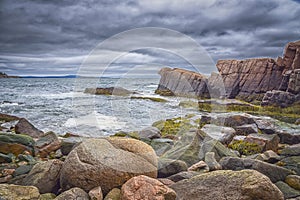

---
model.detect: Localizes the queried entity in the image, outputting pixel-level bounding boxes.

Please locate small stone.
[158,178,175,186]
[256,150,281,164]
[138,127,161,139]
[286,175,300,190]
[167,171,200,182]
[89,186,103,200]
[104,188,121,200]
[0,175,12,183]
[158,158,188,178]
[0,184,40,199]
[275,181,300,199]
[205,152,222,171]
[13,165,33,176]
[188,160,209,172]
[39,193,56,200]
[3,168,15,176]
[55,187,89,200]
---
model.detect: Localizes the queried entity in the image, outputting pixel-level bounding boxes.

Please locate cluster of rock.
[1,112,300,199]
[155,41,300,107]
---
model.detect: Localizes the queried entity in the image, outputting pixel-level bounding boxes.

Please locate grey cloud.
[0,0,299,76]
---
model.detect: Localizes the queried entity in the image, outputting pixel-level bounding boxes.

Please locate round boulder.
[60,138,157,195]
[121,175,176,200]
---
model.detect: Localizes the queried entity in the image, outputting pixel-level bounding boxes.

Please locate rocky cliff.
[155,68,210,98]
[155,40,300,107]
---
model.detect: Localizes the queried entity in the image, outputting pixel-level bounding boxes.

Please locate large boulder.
[60,138,157,194]
[120,175,176,200]
[23,159,63,194]
[15,118,44,138]
[170,169,284,200]
[0,133,35,156]
[55,187,89,200]
[220,157,294,182]
[0,184,40,200]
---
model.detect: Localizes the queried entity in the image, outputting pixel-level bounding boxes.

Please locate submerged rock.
[171,169,284,200]
[84,87,135,96]
[60,138,157,194]
[121,175,176,200]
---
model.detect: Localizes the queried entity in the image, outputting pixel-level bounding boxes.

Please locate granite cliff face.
[155,40,300,107]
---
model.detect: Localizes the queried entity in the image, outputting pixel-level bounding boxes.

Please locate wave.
[64,111,127,131]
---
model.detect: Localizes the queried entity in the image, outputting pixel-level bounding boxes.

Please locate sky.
[0,0,300,77]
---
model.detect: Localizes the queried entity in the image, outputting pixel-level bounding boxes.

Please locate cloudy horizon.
[0,0,300,76]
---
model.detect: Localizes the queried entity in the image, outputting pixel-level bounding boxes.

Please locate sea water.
[0,78,199,137]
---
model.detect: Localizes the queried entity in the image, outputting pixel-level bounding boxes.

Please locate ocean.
[0,78,198,137]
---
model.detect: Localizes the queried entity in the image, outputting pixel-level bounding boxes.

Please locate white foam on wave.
[39,92,90,99]
[0,102,19,107]
[64,111,127,131]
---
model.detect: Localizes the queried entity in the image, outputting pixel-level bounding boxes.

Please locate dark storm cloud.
[0,0,299,76]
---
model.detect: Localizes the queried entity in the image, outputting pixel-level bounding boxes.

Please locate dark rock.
[277,131,300,145]
[171,169,284,200]
[220,157,294,182]
[35,131,61,158]
[138,127,161,139]
[155,67,210,98]
[280,144,300,156]
[0,113,20,122]
[84,87,135,96]
[55,187,89,200]
[279,156,300,176]
[15,118,44,138]
[223,114,256,127]
[167,171,200,182]
[158,158,188,178]
[60,137,83,156]
[13,165,33,176]
[275,181,300,199]
[255,150,281,164]
[0,153,12,163]
[204,152,222,171]
[60,138,157,195]
[234,124,258,135]
[23,159,63,194]
[261,90,296,107]
[120,175,176,200]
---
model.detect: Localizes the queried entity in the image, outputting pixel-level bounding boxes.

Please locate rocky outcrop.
[170,169,284,200]
[216,58,284,101]
[60,138,158,195]
[155,68,210,98]
[15,118,44,138]
[84,87,135,96]
[155,40,300,106]
[0,72,19,78]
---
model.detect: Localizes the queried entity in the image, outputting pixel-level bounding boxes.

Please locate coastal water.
[0,78,199,137]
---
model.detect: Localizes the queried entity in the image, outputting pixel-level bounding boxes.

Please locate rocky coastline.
[0,72,19,79]
[0,41,300,200]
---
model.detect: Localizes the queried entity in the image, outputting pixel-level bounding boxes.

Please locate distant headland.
[0,72,19,78]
